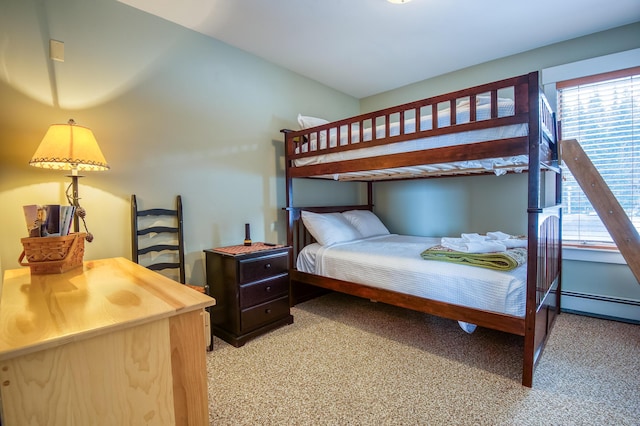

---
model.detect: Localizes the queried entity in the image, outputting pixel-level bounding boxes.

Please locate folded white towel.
[441,231,527,253]
[461,233,485,242]
[441,237,507,253]
[487,231,528,248]
[487,231,511,240]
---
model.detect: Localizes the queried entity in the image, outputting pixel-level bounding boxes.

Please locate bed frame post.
[282,129,295,269]
[522,71,562,387]
[523,71,542,387]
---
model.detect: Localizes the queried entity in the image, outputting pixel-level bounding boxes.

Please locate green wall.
[0,0,360,284]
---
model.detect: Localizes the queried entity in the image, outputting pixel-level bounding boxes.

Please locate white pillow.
[298,114,329,129]
[341,210,390,238]
[301,211,362,246]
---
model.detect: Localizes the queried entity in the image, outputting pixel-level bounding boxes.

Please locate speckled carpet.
[206,292,639,425]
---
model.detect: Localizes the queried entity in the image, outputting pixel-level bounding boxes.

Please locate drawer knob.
[265,286,272,292]
[264,263,271,269]
[265,308,272,314]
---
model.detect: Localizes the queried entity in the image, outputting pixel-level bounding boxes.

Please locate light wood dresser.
[0,257,215,425]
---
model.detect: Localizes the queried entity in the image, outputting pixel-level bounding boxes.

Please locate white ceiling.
[117,0,640,98]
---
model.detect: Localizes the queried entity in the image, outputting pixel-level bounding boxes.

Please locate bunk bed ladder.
[562,139,640,283]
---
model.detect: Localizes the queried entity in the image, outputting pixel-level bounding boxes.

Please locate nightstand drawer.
[240,274,289,308]
[238,252,288,284]
[241,296,290,333]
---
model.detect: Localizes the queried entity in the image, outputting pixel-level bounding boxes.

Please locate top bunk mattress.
[296,98,534,179]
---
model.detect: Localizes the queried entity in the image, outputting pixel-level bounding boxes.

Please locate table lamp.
[29,119,110,235]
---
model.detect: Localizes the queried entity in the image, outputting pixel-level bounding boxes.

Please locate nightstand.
[204,243,293,347]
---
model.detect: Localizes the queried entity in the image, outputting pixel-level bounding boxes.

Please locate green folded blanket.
[420,245,527,271]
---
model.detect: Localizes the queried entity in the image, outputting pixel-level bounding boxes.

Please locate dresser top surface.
[0,257,215,360]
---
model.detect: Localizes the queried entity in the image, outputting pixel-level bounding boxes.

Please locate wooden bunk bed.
[281,71,561,387]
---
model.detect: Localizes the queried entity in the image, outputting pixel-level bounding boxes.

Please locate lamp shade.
[29,119,110,172]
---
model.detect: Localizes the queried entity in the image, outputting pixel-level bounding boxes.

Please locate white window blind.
[559,70,640,244]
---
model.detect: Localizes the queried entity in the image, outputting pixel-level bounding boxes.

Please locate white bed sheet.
[293,99,539,179]
[296,235,527,323]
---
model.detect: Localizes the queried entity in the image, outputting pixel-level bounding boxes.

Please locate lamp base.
[65,173,83,233]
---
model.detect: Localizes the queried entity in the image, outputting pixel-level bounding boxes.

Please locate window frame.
[556,66,640,249]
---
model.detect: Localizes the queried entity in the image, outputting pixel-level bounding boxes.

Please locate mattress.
[296,234,527,325]
[293,98,539,179]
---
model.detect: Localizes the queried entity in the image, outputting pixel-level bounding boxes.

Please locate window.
[558,67,640,245]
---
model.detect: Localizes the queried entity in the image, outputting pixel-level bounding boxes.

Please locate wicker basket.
[19,233,86,274]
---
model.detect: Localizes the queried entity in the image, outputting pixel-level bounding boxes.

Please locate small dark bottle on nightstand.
[244,223,252,246]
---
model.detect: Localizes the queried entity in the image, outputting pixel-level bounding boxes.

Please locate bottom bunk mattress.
[296,234,527,330]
